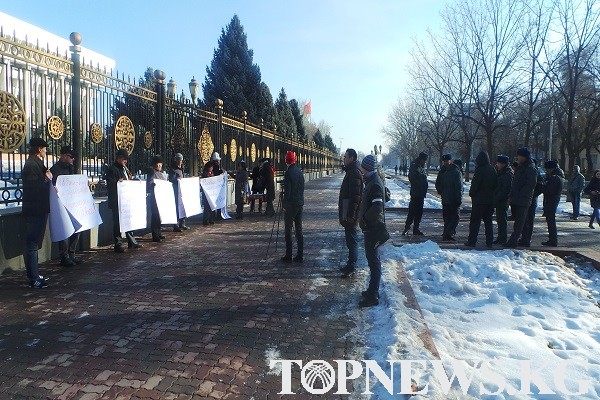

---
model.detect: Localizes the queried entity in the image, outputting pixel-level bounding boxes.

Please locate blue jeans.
[591,208,600,225]
[344,225,359,269]
[364,231,382,297]
[25,214,48,283]
[570,191,581,217]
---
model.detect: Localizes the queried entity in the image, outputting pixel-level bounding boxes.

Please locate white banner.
[153,179,178,225]
[117,180,147,232]
[200,174,227,211]
[49,186,82,242]
[55,174,103,234]
[178,177,202,218]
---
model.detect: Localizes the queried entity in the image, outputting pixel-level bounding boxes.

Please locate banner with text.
[56,174,103,234]
[117,180,147,232]
[49,185,81,242]
[200,174,227,211]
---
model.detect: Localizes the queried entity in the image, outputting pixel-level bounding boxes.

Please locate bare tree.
[382,97,427,161]
[544,0,600,173]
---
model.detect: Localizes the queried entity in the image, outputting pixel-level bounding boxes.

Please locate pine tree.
[313,129,325,147]
[257,82,276,130]
[323,133,337,153]
[289,99,306,141]
[274,88,297,137]
[203,15,262,121]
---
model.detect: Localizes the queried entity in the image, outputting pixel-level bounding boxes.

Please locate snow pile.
[386,179,443,209]
[381,241,600,398]
[537,194,594,217]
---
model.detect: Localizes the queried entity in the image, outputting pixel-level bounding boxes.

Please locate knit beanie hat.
[361,154,377,172]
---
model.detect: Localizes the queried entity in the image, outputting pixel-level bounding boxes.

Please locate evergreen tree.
[203,15,262,121]
[323,133,337,153]
[274,88,297,137]
[289,99,306,141]
[313,129,325,148]
[257,82,276,130]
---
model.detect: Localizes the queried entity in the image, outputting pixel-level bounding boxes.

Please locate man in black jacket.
[261,158,276,217]
[22,137,52,288]
[50,146,79,267]
[493,155,513,245]
[281,151,305,263]
[437,154,463,241]
[403,152,428,236]
[542,160,563,247]
[519,159,543,247]
[105,149,142,253]
[169,153,188,232]
[465,151,498,247]
[358,155,387,307]
[505,148,538,248]
[147,155,166,242]
[339,149,363,277]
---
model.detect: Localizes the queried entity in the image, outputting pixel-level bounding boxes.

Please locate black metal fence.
[0,30,339,208]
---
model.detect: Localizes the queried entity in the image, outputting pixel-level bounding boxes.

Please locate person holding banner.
[210,152,225,220]
[228,160,249,219]
[50,146,80,267]
[106,149,142,253]
[169,153,189,232]
[281,151,305,263]
[147,155,167,242]
[202,162,215,226]
[22,137,52,288]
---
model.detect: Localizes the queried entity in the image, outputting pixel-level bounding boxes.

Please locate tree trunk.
[586,147,594,175]
[465,141,473,182]
[559,141,566,171]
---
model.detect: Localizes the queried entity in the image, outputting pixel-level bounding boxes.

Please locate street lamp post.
[189,77,199,106]
[167,78,177,99]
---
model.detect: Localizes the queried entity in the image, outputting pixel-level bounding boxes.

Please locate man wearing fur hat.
[106,149,142,252]
[493,155,513,245]
[22,137,52,288]
[505,148,538,248]
[436,154,463,241]
[542,160,563,247]
[281,151,304,263]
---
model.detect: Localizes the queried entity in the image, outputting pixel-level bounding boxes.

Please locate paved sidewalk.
[0,174,365,399]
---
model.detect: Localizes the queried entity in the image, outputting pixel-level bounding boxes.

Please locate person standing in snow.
[519,158,544,247]
[504,148,538,248]
[541,160,563,247]
[492,155,513,245]
[584,170,600,229]
[465,151,498,248]
[436,154,462,241]
[567,165,585,220]
[403,152,428,236]
[339,149,363,278]
[358,155,389,308]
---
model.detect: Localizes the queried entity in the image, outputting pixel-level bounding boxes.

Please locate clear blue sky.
[1,0,444,157]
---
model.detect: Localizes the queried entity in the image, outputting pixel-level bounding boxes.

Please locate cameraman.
[281,151,305,263]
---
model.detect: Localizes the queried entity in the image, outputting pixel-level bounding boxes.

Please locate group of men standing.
[413,147,565,248]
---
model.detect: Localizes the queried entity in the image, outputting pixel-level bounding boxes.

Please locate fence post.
[216,99,223,161]
[242,111,247,163]
[69,32,82,174]
[154,70,166,158]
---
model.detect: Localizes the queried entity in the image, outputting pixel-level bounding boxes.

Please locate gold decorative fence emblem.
[47,115,64,140]
[90,123,103,144]
[251,143,256,162]
[198,125,214,166]
[144,131,153,149]
[239,146,243,159]
[114,115,135,155]
[0,90,26,152]
[223,143,228,156]
[230,138,237,162]
[265,146,270,159]
[171,122,187,153]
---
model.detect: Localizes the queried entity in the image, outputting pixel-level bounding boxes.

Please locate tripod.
[266,191,284,259]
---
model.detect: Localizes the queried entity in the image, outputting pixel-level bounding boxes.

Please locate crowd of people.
[401,146,599,249]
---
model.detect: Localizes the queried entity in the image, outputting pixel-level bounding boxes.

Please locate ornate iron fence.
[0,30,340,208]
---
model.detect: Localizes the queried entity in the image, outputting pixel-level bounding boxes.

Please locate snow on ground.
[537,194,594,217]
[385,179,443,209]
[379,241,600,399]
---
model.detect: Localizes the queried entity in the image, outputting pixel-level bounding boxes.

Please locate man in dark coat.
[210,152,224,220]
[281,151,305,263]
[339,148,363,277]
[21,137,52,288]
[358,155,388,308]
[542,160,563,247]
[147,155,166,242]
[168,153,188,232]
[228,160,249,219]
[519,159,544,247]
[261,158,276,216]
[50,146,80,267]
[106,149,142,252]
[465,151,498,247]
[504,148,538,248]
[493,155,513,245]
[437,154,462,241]
[568,165,585,220]
[403,152,428,236]
[249,163,264,213]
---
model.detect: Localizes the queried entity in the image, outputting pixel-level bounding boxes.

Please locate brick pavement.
[0,174,372,400]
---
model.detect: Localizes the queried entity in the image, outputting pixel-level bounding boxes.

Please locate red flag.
[303,101,312,116]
